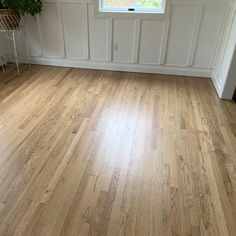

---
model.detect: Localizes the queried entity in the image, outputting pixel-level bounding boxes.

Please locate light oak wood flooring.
[0,65,236,236]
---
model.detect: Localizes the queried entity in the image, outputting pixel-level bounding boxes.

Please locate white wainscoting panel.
[165,5,198,66]
[62,2,86,59]
[0,35,10,66]
[218,13,236,90]
[39,2,64,58]
[88,4,109,61]
[139,20,163,64]
[112,19,135,63]
[193,6,225,68]
[16,16,42,57]
[212,1,236,99]
[1,0,233,97]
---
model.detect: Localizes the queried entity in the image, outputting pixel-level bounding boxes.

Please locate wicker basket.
[0,9,21,30]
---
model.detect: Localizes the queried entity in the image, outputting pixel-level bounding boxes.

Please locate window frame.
[93,0,170,20]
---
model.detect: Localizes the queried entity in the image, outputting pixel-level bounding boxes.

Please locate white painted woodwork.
[0,35,9,57]
[16,16,42,57]
[222,47,236,99]
[8,0,227,68]
[88,4,108,61]
[112,19,135,63]
[139,20,163,64]
[193,6,225,68]
[165,5,198,66]
[39,2,64,58]
[62,2,86,59]
[1,0,235,99]
[212,0,236,99]
[0,35,9,66]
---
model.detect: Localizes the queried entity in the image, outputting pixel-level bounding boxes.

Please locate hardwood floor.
[0,65,236,236]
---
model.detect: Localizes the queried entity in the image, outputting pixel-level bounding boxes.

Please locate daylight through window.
[99,0,166,13]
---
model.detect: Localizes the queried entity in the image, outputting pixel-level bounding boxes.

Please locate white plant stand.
[0,16,30,76]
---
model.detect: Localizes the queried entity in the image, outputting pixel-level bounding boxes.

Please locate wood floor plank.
[0,66,235,236]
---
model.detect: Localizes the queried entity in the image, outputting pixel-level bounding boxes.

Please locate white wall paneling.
[88,4,109,61]
[193,5,226,68]
[112,19,136,63]
[39,1,65,58]
[221,46,236,99]
[15,16,42,57]
[139,20,163,65]
[62,2,87,59]
[212,1,236,99]
[0,35,10,66]
[165,4,198,66]
[132,19,141,64]
[2,0,233,98]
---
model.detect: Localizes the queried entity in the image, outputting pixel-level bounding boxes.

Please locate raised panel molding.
[112,19,136,63]
[107,18,113,62]
[39,2,64,58]
[214,6,235,77]
[165,5,198,66]
[88,4,109,62]
[193,5,225,68]
[212,4,236,99]
[3,0,230,90]
[139,20,163,65]
[187,5,204,66]
[16,16,42,57]
[132,19,141,64]
[62,2,86,59]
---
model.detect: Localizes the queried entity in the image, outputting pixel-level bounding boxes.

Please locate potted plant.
[0,0,42,30]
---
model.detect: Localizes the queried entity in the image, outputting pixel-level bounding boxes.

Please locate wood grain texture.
[0,65,236,236]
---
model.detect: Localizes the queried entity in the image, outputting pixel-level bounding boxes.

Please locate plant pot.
[0,9,21,30]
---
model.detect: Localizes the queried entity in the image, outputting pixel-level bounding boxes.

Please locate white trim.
[84,2,90,60]
[106,18,113,61]
[221,10,236,99]
[14,56,212,78]
[160,19,170,65]
[132,19,141,63]
[2,0,230,100]
[36,15,44,57]
[57,1,66,58]
[212,6,230,68]
[208,6,228,68]
[187,4,204,66]
[212,71,223,97]
[213,7,234,77]
[217,9,236,82]
[211,5,236,99]
[61,2,67,59]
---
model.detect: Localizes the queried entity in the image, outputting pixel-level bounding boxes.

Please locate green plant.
[136,0,161,8]
[0,0,42,16]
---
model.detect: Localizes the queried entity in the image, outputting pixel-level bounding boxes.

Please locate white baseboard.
[212,71,223,98]
[9,56,229,98]
[13,56,212,78]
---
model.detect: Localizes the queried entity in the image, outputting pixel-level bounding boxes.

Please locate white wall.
[212,0,236,99]
[0,35,9,66]
[1,0,235,99]
[5,0,226,78]
[221,47,236,99]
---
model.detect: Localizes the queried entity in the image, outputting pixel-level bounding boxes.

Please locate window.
[99,0,166,14]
